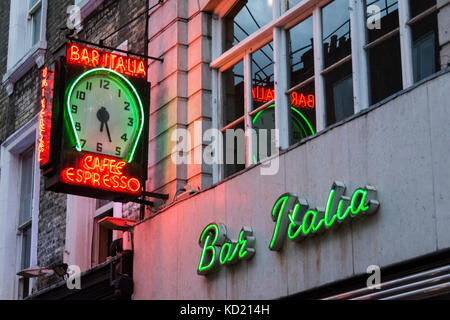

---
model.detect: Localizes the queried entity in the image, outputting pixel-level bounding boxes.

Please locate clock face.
[66,68,144,162]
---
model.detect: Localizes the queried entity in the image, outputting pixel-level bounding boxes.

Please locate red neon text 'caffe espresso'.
[62,155,141,194]
[67,43,146,78]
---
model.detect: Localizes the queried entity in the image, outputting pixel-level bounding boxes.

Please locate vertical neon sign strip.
[66,68,144,163]
[38,67,54,167]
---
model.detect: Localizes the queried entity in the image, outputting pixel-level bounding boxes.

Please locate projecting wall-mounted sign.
[40,43,149,201]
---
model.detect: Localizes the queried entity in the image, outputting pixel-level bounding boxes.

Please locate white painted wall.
[132,70,450,299]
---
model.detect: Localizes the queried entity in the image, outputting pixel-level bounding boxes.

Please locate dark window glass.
[411,13,440,82]
[288,16,314,87]
[223,121,246,178]
[324,62,354,125]
[252,42,274,110]
[222,60,244,127]
[288,82,316,144]
[410,0,436,18]
[368,34,403,104]
[224,0,273,51]
[366,0,399,43]
[21,226,32,270]
[251,105,276,164]
[322,0,351,68]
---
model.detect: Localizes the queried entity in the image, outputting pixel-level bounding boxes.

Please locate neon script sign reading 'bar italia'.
[61,155,141,194]
[67,43,146,78]
[38,66,54,166]
[269,181,380,251]
[252,86,315,109]
[197,223,255,275]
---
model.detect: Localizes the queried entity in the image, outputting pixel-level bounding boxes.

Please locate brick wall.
[0,0,149,294]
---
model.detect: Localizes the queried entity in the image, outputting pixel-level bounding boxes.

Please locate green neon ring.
[66,67,145,163]
[252,104,315,164]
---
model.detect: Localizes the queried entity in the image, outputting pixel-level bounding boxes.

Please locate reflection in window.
[410,1,440,82]
[288,82,316,144]
[222,61,244,127]
[365,0,402,105]
[325,63,354,125]
[366,0,399,43]
[224,0,273,51]
[285,0,302,10]
[252,42,274,110]
[288,16,314,87]
[322,0,354,125]
[322,0,351,68]
[222,61,245,178]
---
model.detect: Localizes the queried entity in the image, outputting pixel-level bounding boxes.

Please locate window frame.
[0,115,40,299]
[210,0,441,183]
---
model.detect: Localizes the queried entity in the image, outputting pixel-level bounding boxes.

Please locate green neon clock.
[66,68,144,162]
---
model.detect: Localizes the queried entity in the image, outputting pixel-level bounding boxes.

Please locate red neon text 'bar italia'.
[38,67,54,166]
[67,43,146,78]
[252,86,315,109]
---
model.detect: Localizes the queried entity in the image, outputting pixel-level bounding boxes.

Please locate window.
[365,0,403,105]
[409,0,440,82]
[211,0,444,183]
[287,16,316,144]
[91,200,114,266]
[322,0,354,125]
[17,147,34,299]
[223,0,273,51]
[221,60,245,178]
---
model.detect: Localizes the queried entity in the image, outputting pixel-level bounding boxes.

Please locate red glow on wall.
[38,66,54,167]
[252,86,315,109]
[67,43,146,78]
[61,155,142,194]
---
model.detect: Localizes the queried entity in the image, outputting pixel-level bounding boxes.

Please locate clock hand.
[96,107,111,142]
[104,121,112,143]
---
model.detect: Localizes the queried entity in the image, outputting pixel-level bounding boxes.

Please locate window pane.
[252,42,274,110]
[251,105,276,164]
[412,14,440,82]
[288,82,316,144]
[286,0,302,10]
[410,0,436,18]
[19,148,34,226]
[32,7,41,46]
[365,0,399,43]
[368,34,403,104]
[322,0,351,68]
[224,0,273,51]
[288,16,314,88]
[325,62,354,125]
[29,0,40,9]
[222,60,244,127]
[223,122,246,178]
[21,226,32,270]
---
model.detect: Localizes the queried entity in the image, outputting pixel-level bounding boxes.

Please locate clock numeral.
[128,117,134,126]
[75,122,81,131]
[100,79,110,90]
[124,101,130,111]
[76,91,86,100]
[86,81,92,91]
[115,147,121,156]
[80,139,87,148]
[121,133,128,142]
[97,142,103,152]
[71,105,78,113]
[118,89,121,98]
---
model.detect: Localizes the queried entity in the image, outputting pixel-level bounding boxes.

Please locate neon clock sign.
[41,43,149,201]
